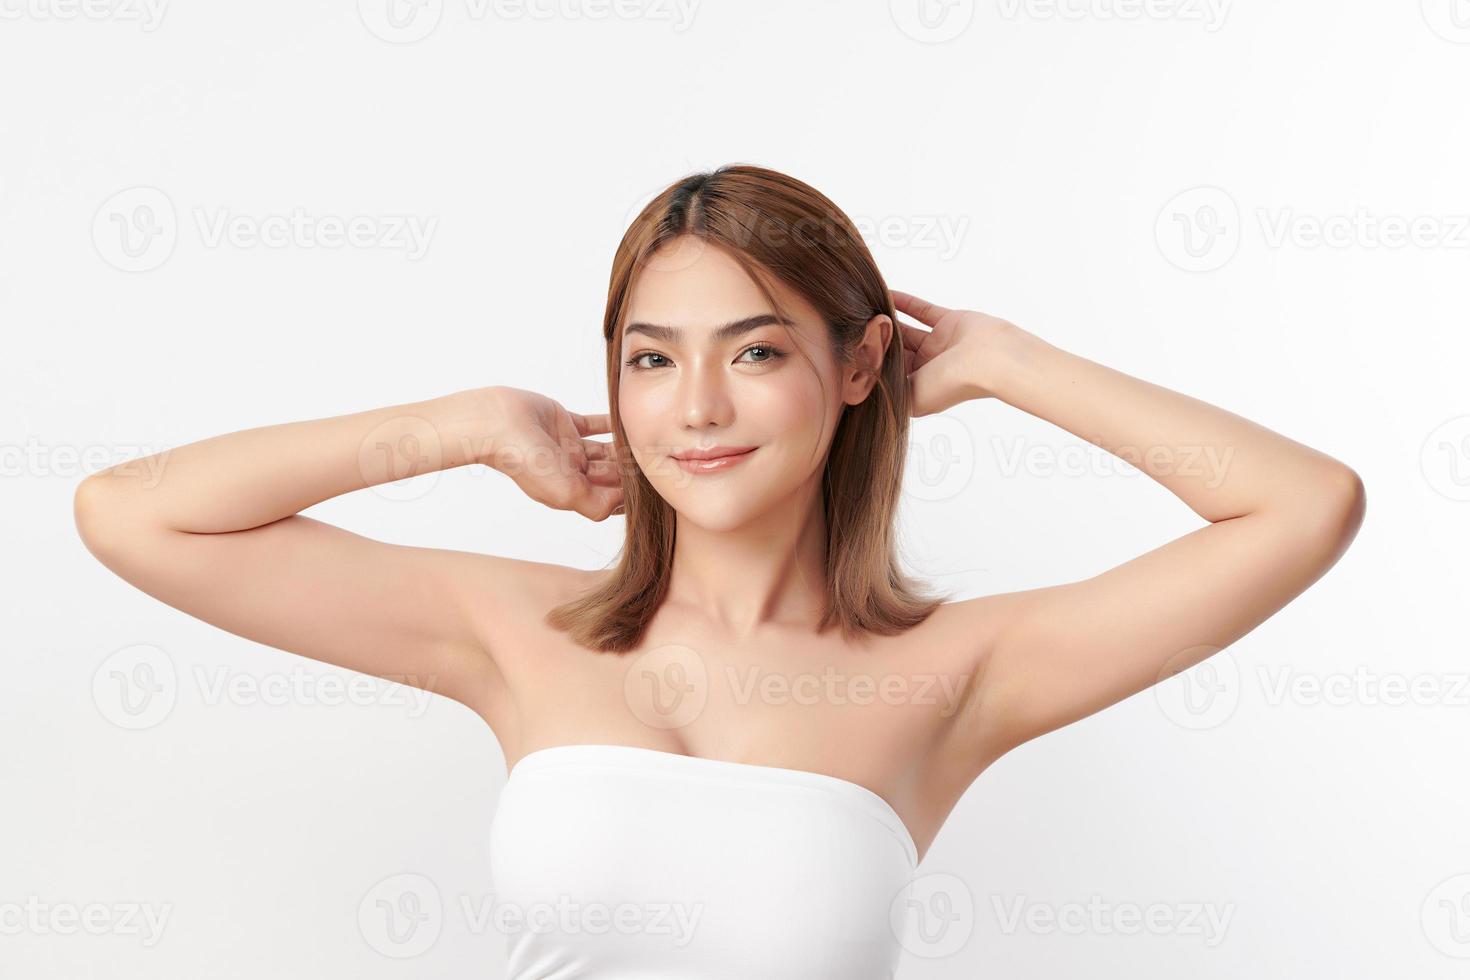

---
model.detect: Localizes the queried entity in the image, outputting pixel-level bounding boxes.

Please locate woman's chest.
[488,619,981,861]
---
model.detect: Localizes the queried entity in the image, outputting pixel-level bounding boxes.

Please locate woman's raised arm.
[889,291,1367,771]
[71,386,622,721]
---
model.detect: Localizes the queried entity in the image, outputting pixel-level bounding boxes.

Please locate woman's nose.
[677,359,735,429]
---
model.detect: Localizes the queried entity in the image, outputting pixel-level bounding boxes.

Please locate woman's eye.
[625,352,669,369]
[624,345,785,370]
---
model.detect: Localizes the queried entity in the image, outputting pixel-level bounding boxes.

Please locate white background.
[3,1,1467,977]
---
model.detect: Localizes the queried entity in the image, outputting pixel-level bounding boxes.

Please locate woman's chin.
[667,499,763,534]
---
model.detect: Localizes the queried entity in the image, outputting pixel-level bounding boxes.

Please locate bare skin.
[73,236,1365,867]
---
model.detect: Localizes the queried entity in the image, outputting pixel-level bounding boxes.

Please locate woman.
[73,164,1366,977]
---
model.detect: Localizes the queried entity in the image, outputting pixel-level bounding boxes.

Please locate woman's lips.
[670,447,758,473]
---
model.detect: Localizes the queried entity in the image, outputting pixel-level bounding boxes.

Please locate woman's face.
[617,236,874,532]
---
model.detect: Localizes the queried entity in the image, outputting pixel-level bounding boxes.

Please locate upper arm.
[949,466,1366,763]
[73,474,556,719]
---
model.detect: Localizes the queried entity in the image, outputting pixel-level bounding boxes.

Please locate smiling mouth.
[671,445,758,461]
[669,447,758,472]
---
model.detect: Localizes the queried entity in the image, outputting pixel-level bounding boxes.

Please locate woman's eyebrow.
[624,313,790,345]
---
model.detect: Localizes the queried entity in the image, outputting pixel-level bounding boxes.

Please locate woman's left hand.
[891,289,1017,417]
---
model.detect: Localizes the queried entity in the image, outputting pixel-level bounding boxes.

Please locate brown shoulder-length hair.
[545,163,952,652]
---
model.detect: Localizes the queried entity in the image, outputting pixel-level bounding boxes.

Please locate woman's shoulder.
[452,552,603,606]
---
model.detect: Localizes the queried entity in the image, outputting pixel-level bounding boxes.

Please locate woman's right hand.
[480,386,626,521]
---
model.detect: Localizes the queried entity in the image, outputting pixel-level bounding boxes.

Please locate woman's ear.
[841,313,894,405]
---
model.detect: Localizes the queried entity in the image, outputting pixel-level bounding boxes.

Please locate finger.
[581,437,615,461]
[578,484,625,522]
[897,322,935,374]
[572,412,613,437]
[584,438,637,483]
[898,320,931,353]
[890,289,952,328]
[906,363,937,419]
[584,458,623,486]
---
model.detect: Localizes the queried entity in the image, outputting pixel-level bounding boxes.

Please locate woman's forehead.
[626,247,820,340]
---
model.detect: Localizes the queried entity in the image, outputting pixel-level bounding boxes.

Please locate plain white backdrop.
[3,1,1466,977]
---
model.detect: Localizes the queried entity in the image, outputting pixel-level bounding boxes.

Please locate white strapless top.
[488,743,920,979]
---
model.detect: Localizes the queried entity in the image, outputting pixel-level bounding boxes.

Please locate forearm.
[82,387,504,533]
[978,325,1358,524]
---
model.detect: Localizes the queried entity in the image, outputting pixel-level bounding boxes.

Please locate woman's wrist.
[430,386,512,470]
[968,320,1050,405]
